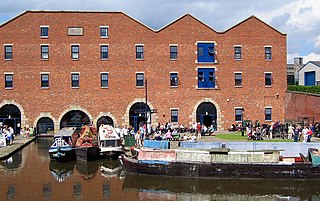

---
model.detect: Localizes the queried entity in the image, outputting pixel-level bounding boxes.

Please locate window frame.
[4,73,13,89]
[41,44,49,60]
[197,67,216,89]
[136,72,144,87]
[4,45,13,60]
[40,26,49,38]
[135,44,144,60]
[265,72,273,87]
[41,73,49,88]
[170,72,179,87]
[265,46,272,61]
[170,108,179,123]
[71,44,80,60]
[234,45,242,60]
[71,73,80,88]
[169,45,178,60]
[196,41,216,63]
[100,26,109,38]
[235,72,242,87]
[265,107,272,121]
[100,44,109,60]
[100,72,109,88]
[234,107,243,122]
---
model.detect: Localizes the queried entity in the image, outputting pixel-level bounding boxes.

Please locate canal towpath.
[0,135,36,160]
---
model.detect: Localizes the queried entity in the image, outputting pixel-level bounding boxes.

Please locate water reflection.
[0,151,22,170]
[6,184,16,201]
[76,160,99,180]
[49,160,75,182]
[42,183,52,201]
[100,159,124,178]
[73,182,82,201]
[122,174,320,200]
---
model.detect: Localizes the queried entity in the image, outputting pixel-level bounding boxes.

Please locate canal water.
[0,138,320,201]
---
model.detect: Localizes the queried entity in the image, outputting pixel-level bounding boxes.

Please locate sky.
[0,0,319,64]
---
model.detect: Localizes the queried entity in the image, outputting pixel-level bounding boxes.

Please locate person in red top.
[307,128,313,142]
[197,123,201,139]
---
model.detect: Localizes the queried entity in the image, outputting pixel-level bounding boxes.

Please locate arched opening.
[0,104,21,134]
[129,102,150,132]
[37,117,54,134]
[97,116,114,131]
[196,102,217,130]
[60,110,90,130]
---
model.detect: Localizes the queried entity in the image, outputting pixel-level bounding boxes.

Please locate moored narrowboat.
[75,125,100,161]
[98,124,123,159]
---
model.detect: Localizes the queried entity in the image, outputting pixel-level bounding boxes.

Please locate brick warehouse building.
[0,11,286,134]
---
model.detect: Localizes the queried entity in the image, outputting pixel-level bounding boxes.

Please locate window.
[265,108,272,121]
[197,43,215,63]
[136,45,144,59]
[71,45,79,59]
[100,45,108,60]
[41,74,49,88]
[41,45,49,60]
[136,73,144,87]
[235,108,243,122]
[198,68,215,89]
[5,74,13,88]
[265,73,272,87]
[171,109,178,123]
[100,73,108,88]
[71,73,79,88]
[234,46,242,60]
[265,46,272,60]
[100,26,108,38]
[170,73,178,87]
[170,45,177,60]
[40,26,49,38]
[4,45,13,60]
[235,72,242,87]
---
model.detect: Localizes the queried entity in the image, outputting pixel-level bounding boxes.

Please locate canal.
[1,138,320,201]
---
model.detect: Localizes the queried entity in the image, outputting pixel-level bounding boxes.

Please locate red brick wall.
[0,11,287,130]
[285,92,320,123]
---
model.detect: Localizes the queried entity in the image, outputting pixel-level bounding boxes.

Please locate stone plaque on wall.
[68,27,83,36]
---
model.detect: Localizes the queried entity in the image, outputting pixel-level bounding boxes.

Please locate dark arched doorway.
[0,104,21,134]
[97,116,114,131]
[60,110,90,129]
[37,117,54,134]
[196,102,217,130]
[129,102,150,132]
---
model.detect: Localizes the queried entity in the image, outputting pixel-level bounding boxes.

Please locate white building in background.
[299,61,320,86]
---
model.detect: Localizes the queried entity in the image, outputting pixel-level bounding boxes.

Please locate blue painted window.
[5,74,13,88]
[40,26,49,38]
[235,108,243,122]
[100,26,108,38]
[265,47,272,60]
[71,45,79,59]
[198,68,215,88]
[235,73,242,87]
[101,73,108,88]
[71,73,79,88]
[170,73,178,87]
[41,74,49,88]
[234,46,241,60]
[265,73,272,86]
[136,45,144,59]
[170,46,177,60]
[265,108,272,121]
[100,45,108,59]
[41,45,49,59]
[4,45,12,60]
[171,109,178,123]
[136,73,144,87]
[197,43,214,62]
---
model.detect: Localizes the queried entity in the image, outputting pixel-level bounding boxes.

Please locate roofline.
[299,61,320,71]
[1,10,284,35]
[223,15,286,36]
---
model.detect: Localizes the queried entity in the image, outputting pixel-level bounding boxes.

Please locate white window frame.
[169,44,178,60]
[100,72,109,88]
[4,44,13,60]
[170,108,179,123]
[4,72,13,89]
[40,72,50,89]
[196,66,218,90]
[234,45,242,60]
[136,72,145,88]
[234,107,243,123]
[40,25,49,38]
[169,72,179,87]
[40,44,49,60]
[195,41,218,64]
[265,106,272,121]
[135,44,144,60]
[71,44,80,60]
[100,26,109,38]
[100,44,109,60]
[71,72,80,88]
[264,72,273,87]
[264,45,272,61]
[234,71,242,87]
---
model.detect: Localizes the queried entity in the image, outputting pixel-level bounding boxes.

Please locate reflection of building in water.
[102,183,110,199]
[6,184,16,200]
[49,160,75,183]
[0,150,24,170]
[76,160,99,180]
[73,183,82,201]
[42,183,51,201]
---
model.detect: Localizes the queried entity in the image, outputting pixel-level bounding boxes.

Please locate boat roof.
[54,128,77,137]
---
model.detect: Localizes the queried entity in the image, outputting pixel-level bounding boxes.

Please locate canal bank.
[0,135,36,160]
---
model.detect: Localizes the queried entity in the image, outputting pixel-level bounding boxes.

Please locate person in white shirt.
[302,126,309,143]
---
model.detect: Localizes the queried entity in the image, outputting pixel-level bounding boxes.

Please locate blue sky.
[1,0,319,64]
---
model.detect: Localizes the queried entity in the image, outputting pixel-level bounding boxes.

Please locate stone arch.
[96,112,118,127]
[0,100,26,128]
[190,98,224,131]
[33,113,56,134]
[58,105,93,130]
[122,98,158,128]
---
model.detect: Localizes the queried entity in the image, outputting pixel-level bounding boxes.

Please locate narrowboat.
[98,124,123,159]
[49,160,76,182]
[48,128,78,162]
[74,125,100,161]
[120,147,320,179]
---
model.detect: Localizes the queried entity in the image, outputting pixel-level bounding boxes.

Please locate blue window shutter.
[197,43,214,63]
[198,68,215,88]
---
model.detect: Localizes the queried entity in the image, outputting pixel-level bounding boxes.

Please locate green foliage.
[215,132,293,142]
[287,85,320,95]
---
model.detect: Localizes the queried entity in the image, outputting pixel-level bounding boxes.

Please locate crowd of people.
[0,125,34,146]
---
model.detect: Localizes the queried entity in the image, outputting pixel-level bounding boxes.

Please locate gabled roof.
[299,61,320,72]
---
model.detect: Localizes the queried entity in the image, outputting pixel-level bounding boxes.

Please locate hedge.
[287,85,320,95]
